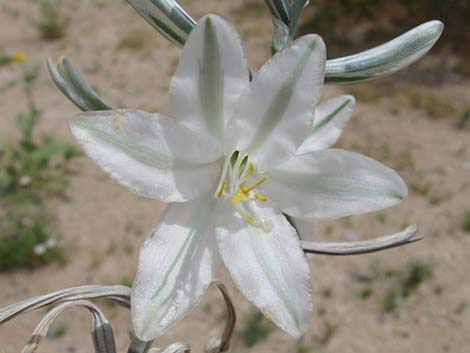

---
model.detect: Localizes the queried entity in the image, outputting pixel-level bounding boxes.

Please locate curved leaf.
[127,0,196,47]
[21,300,116,353]
[325,20,444,83]
[302,224,419,255]
[47,57,111,111]
[0,285,130,324]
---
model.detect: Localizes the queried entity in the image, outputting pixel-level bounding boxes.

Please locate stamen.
[239,183,250,195]
[233,190,248,205]
[249,163,255,176]
[214,151,272,232]
[244,177,268,193]
[214,153,233,198]
[241,162,255,179]
[254,194,268,202]
[216,180,227,198]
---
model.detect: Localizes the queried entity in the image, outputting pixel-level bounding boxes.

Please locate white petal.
[170,14,249,141]
[132,195,221,341]
[265,149,408,220]
[71,109,222,202]
[297,95,355,154]
[215,202,313,337]
[226,34,326,171]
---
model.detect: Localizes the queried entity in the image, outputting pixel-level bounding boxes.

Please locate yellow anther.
[239,183,250,195]
[254,194,268,202]
[246,162,255,177]
[216,180,227,198]
[114,113,123,132]
[245,177,268,193]
[11,52,26,62]
[233,190,248,205]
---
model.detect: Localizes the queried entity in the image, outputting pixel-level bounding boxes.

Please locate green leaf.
[47,57,111,112]
[264,0,291,25]
[128,0,196,47]
[325,21,444,84]
[265,0,309,52]
[32,141,70,163]
[16,109,40,140]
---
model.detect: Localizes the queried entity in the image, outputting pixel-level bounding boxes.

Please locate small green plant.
[456,109,470,130]
[295,337,312,353]
[454,300,467,315]
[34,0,70,40]
[321,287,333,299]
[346,83,384,103]
[358,287,373,299]
[314,321,337,345]
[238,310,274,347]
[382,261,433,312]
[0,52,26,66]
[117,29,152,50]
[0,107,80,200]
[406,89,457,118]
[0,204,64,270]
[0,63,80,270]
[462,212,470,233]
[409,177,432,196]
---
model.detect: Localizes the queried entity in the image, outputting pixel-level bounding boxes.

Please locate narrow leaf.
[47,57,112,111]
[264,0,291,24]
[21,300,116,353]
[325,21,444,84]
[0,285,130,325]
[127,0,196,47]
[204,281,236,353]
[302,224,419,255]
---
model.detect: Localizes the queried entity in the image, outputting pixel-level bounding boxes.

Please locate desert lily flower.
[70,15,407,341]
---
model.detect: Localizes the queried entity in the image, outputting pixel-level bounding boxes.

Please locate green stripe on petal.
[297,95,355,153]
[266,149,408,220]
[215,202,312,337]
[132,195,221,341]
[199,18,224,138]
[311,97,352,134]
[225,34,325,171]
[170,15,249,142]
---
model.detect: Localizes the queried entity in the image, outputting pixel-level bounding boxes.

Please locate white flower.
[69,15,407,341]
[33,244,47,256]
[19,175,31,186]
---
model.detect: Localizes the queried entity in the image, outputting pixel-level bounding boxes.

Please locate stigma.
[214,151,272,232]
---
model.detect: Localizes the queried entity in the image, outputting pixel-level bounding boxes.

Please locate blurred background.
[0,1,469,352]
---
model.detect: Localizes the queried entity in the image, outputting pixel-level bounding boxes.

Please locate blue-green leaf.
[128,0,196,47]
[47,57,112,111]
[325,20,444,84]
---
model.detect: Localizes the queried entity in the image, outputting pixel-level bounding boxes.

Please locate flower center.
[214,151,271,232]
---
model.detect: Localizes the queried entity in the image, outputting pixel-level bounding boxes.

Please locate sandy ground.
[0,1,469,353]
